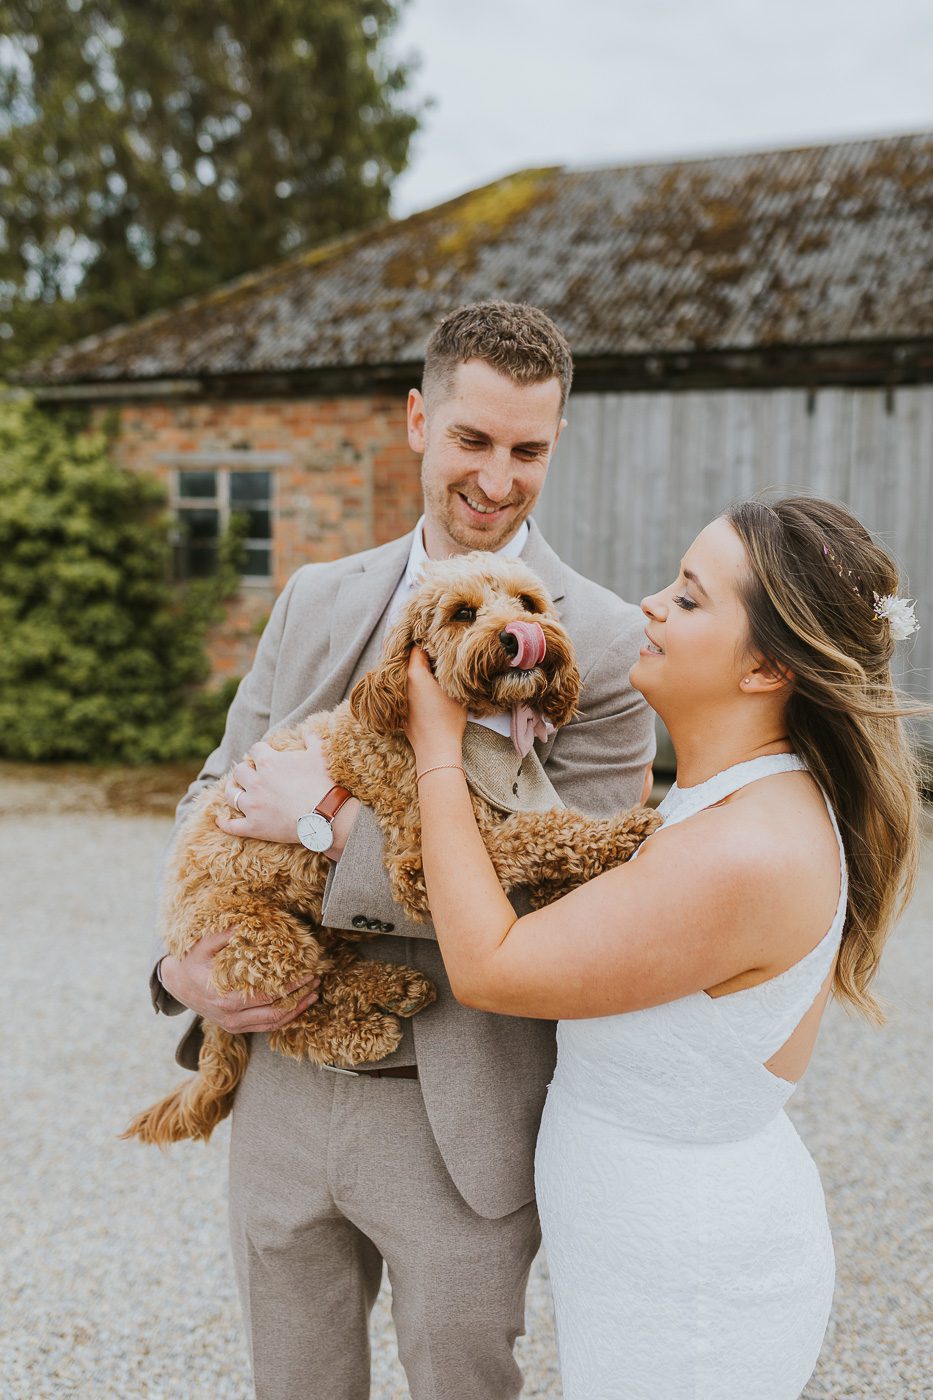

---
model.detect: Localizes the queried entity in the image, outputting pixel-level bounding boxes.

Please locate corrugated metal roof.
[21,133,933,386]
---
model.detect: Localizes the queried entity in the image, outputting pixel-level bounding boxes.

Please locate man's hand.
[158,927,321,1033]
[216,732,360,857]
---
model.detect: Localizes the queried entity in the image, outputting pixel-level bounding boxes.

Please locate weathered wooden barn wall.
[536,384,933,738]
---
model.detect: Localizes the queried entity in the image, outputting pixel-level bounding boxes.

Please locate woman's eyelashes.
[673,594,697,611]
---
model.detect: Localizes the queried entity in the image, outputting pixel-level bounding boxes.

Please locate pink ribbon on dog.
[504,620,546,670]
[510,704,556,759]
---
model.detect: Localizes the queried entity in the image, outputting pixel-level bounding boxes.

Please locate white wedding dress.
[535,755,842,1399]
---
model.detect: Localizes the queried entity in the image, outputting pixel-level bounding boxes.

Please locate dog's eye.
[452,605,477,623]
[519,595,540,613]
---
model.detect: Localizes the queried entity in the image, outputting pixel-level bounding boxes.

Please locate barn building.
[22,132,933,717]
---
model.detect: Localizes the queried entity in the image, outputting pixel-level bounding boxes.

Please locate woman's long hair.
[728,496,927,1022]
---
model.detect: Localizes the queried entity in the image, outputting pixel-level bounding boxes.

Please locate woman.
[403,496,924,1399]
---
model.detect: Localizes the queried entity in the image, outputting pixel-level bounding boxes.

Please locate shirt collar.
[404,516,530,590]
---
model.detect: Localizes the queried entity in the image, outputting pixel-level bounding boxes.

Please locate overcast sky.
[389,0,933,216]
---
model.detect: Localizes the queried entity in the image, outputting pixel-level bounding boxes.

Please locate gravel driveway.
[1,764,929,1398]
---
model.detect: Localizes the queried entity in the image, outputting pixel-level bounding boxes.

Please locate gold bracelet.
[416,763,466,783]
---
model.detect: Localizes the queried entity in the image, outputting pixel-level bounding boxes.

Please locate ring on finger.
[233,787,246,815]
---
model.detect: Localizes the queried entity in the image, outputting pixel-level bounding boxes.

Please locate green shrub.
[0,395,243,762]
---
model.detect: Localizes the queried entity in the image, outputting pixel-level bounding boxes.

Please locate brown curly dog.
[125,554,660,1147]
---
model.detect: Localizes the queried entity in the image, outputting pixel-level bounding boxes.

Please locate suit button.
[366,919,382,931]
[380,922,394,933]
[351,915,368,928]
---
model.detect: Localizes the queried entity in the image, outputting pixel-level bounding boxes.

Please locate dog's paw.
[268,1007,406,1067]
[211,932,328,1001]
[314,1012,404,1067]
[377,969,436,1018]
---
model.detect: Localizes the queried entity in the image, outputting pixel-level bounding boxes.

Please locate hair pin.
[821,542,865,599]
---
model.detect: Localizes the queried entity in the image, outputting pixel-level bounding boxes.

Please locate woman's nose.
[641,592,667,620]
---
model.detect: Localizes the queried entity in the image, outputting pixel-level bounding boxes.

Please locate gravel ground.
[1,764,930,1399]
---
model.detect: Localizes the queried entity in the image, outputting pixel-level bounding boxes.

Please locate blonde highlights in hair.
[727,496,927,1022]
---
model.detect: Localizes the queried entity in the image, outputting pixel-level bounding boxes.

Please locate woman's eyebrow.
[682,568,711,601]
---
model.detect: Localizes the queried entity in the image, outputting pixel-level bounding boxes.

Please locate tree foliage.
[0,394,244,761]
[0,0,420,370]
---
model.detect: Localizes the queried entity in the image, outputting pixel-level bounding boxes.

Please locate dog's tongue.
[504,620,546,670]
[510,704,556,759]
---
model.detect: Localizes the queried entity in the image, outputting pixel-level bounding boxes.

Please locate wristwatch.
[296,784,354,853]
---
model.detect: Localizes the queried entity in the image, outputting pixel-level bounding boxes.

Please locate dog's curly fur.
[125,554,660,1146]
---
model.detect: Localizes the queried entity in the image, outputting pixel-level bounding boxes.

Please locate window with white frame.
[172,468,273,582]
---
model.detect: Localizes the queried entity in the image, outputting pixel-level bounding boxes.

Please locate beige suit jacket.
[151,519,655,1217]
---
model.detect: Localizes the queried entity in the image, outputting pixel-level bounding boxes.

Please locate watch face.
[296,811,334,852]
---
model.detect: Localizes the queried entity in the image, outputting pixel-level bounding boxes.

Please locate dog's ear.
[349,598,429,735]
[541,640,582,730]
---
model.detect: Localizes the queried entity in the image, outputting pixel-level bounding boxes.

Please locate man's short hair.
[422,301,573,415]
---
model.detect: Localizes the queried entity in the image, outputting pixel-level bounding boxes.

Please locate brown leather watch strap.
[314,784,353,822]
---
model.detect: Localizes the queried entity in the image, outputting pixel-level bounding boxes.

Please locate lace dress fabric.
[535,755,843,1399]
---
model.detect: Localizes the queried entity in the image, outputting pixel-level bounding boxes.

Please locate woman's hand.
[404,647,468,767]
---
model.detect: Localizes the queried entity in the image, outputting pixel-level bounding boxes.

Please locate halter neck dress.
[534,754,844,1399]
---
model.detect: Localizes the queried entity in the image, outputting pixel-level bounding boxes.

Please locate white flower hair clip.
[872,593,919,641]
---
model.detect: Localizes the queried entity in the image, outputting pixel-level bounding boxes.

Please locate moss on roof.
[21,133,933,387]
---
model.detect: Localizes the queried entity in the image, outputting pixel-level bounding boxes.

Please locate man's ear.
[407,388,427,455]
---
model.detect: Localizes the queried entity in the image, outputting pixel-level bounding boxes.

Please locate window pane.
[238,508,271,540]
[242,546,271,577]
[178,470,217,499]
[230,471,271,505]
[187,544,219,578]
[181,507,220,541]
[174,542,217,580]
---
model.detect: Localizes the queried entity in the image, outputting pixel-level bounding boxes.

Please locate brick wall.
[95,394,423,680]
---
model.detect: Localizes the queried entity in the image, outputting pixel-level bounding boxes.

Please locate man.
[151,301,655,1399]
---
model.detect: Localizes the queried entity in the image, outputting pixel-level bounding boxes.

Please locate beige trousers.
[228,1035,540,1400]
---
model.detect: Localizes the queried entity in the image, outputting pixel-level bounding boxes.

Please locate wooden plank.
[537,387,932,727]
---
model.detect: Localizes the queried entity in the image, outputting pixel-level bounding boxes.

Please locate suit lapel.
[521,518,565,606]
[278,534,412,726]
[321,534,412,700]
[329,532,411,669]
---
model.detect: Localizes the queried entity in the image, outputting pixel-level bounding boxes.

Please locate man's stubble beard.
[421,476,536,557]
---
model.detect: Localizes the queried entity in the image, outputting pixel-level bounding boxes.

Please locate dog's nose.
[502,620,547,670]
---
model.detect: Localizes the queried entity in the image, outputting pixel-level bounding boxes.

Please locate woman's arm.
[405,649,818,1020]
[403,647,516,976]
